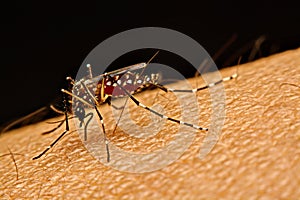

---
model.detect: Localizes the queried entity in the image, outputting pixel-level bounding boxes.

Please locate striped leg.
[79,82,111,162]
[62,87,110,162]
[116,82,208,131]
[167,73,238,93]
[33,95,70,160]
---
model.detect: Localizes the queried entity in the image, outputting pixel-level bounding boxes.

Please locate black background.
[1,1,300,130]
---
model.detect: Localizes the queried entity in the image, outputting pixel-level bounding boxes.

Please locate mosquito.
[32,51,237,162]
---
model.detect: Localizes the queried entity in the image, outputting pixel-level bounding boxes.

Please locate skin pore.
[1,48,300,199]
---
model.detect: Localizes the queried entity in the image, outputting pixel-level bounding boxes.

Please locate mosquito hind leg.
[117,82,208,131]
[142,73,237,96]
[166,73,238,93]
[140,73,237,94]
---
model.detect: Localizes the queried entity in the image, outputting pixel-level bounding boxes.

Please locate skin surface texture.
[1,48,300,199]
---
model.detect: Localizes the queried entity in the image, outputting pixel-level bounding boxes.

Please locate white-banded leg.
[79,82,111,162]
[139,73,237,111]
[33,95,71,160]
[166,73,238,93]
[33,91,98,160]
[116,82,208,131]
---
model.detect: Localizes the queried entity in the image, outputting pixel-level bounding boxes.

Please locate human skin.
[1,48,300,199]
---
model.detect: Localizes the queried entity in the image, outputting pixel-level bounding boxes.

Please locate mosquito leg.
[111,97,130,136]
[40,76,76,135]
[111,104,126,110]
[93,105,110,162]
[49,104,65,114]
[61,85,110,161]
[83,112,93,141]
[33,96,70,160]
[42,119,65,135]
[146,83,168,92]
[166,73,238,93]
[46,116,75,124]
[116,82,208,131]
[106,96,127,110]
[80,81,110,162]
[142,72,236,95]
